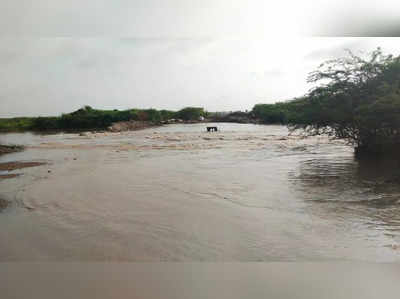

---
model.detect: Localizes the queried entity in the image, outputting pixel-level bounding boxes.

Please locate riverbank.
[0,197,9,212]
[0,145,23,156]
[0,106,209,132]
[0,145,46,180]
[107,118,217,132]
[0,118,208,134]
[0,161,47,171]
[0,161,47,180]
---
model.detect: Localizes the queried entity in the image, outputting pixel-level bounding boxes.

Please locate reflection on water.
[290,151,400,254]
[292,155,400,203]
[0,123,400,261]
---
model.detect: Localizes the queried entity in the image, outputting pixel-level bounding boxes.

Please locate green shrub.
[176,107,205,121]
[287,48,400,155]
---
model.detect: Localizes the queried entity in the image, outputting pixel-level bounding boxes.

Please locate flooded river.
[1,123,400,261]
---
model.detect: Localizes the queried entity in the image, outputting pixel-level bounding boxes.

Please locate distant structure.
[207,126,218,132]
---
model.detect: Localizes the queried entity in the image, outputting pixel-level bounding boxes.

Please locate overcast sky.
[1,1,400,117]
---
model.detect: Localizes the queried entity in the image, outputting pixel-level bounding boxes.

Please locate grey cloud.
[264,69,284,77]
[313,15,400,37]
[304,40,371,61]
[250,69,284,80]
[1,37,399,118]
[1,1,400,38]
[0,0,233,37]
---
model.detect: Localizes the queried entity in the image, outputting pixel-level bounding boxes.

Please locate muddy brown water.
[0,123,400,261]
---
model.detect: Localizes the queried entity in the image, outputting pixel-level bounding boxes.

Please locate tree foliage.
[175,107,205,121]
[252,103,291,124]
[288,48,400,155]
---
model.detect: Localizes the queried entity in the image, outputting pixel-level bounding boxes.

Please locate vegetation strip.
[0,106,207,132]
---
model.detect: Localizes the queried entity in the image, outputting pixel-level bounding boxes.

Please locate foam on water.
[1,123,400,261]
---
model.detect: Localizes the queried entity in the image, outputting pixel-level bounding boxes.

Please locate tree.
[176,107,205,121]
[288,48,400,155]
[252,103,289,124]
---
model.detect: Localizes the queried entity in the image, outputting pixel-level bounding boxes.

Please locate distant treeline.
[251,102,298,124]
[0,102,304,132]
[208,102,301,124]
[0,106,206,132]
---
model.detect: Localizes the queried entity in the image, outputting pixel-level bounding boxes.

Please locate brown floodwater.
[0,123,400,261]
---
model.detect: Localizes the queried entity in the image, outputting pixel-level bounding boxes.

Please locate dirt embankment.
[0,161,47,180]
[210,112,257,123]
[0,145,23,156]
[108,121,157,132]
[0,197,9,211]
[0,173,21,179]
[108,119,210,132]
[0,145,31,180]
[0,161,47,172]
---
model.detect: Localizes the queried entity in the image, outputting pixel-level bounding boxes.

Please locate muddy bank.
[0,161,46,171]
[108,120,158,132]
[0,161,47,180]
[0,198,9,211]
[0,173,21,179]
[0,145,23,156]
[107,119,209,132]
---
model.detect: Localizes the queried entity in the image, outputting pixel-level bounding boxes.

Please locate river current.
[1,123,400,261]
